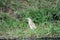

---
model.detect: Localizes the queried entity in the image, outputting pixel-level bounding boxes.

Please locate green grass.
[0,13,60,38]
[0,0,60,38]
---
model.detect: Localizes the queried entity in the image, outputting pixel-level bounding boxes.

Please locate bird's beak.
[26,18,28,19]
[26,18,28,21]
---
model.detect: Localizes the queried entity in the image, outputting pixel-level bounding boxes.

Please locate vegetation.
[0,0,60,38]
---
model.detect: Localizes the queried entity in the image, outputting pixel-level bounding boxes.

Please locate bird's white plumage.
[27,18,36,30]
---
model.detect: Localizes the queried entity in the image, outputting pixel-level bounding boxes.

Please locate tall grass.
[0,0,60,37]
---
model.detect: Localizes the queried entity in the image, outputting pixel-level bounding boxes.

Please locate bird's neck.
[28,19,32,23]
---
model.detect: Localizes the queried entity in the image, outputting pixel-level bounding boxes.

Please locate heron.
[26,18,36,30]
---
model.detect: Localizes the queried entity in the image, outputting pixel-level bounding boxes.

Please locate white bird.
[26,18,36,30]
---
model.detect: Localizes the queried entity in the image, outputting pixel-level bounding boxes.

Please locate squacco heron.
[26,18,36,30]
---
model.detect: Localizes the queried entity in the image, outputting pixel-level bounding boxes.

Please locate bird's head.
[26,18,30,20]
[26,18,32,22]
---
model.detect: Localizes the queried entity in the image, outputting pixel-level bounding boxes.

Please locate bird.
[26,18,36,30]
